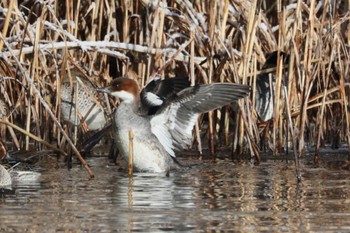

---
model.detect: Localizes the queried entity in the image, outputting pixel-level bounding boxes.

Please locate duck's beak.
[96,86,111,95]
[5,152,13,162]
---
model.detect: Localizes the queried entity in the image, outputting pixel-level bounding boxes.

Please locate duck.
[0,139,11,187]
[61,69,107,131]
[98,76,250,173]
[255,51,289,122]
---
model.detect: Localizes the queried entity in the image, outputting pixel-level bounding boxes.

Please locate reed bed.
[0,0,349,173]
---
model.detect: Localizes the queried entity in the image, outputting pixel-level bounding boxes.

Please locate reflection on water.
[0,155,349,232]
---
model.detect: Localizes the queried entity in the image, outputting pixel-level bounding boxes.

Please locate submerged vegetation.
[0,0,349,175]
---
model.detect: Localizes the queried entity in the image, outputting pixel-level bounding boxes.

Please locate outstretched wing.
[150,83,250,157]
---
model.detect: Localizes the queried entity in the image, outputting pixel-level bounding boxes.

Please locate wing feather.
[151,82,250,157]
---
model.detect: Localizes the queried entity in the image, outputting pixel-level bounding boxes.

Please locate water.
[0,154,349,232]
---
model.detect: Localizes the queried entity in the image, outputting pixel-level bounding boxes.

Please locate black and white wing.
[150,83,251,157]
[140,77,190,115]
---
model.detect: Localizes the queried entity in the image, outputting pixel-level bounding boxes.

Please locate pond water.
[0,153,350,232]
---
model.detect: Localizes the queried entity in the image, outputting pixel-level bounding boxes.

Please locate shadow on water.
[0,154,349,232]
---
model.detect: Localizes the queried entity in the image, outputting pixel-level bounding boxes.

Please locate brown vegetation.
[0,0,349,174]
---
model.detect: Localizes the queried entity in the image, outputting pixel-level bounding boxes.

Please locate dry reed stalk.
[274,0,285,154]
[298,0,316,156]
[337,47,350,159]
[251,56,261,144]
[314,36,334,162]
[0,34,94,178]
[273,51,283,155]
[236,0,258,155]
[4,118,20,149]
[25,17,43,150]
[289,99,345,119]
[73,0,81,38]
[207,74,215,158]
[0,0,349,172]
[190,30,202,155]
[73,79,79,145]
[283,85,301,181]
[0,0,15,51]
[240,102,260,162]
[156,38,193,76]
[224,110,229,146]
[205,1,215,159]
[1,41,204,64]
[0,119,67,156]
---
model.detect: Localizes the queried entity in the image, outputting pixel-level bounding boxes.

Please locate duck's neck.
[120,94,142,114]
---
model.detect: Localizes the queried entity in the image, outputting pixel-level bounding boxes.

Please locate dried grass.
[0,0,349,174]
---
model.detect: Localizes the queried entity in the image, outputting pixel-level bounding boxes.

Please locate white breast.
[113,103,172,173]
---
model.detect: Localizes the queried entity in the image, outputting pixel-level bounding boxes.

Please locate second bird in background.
[60,69,108,132]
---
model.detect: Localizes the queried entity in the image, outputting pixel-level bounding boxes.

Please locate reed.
[0,0,349,174]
